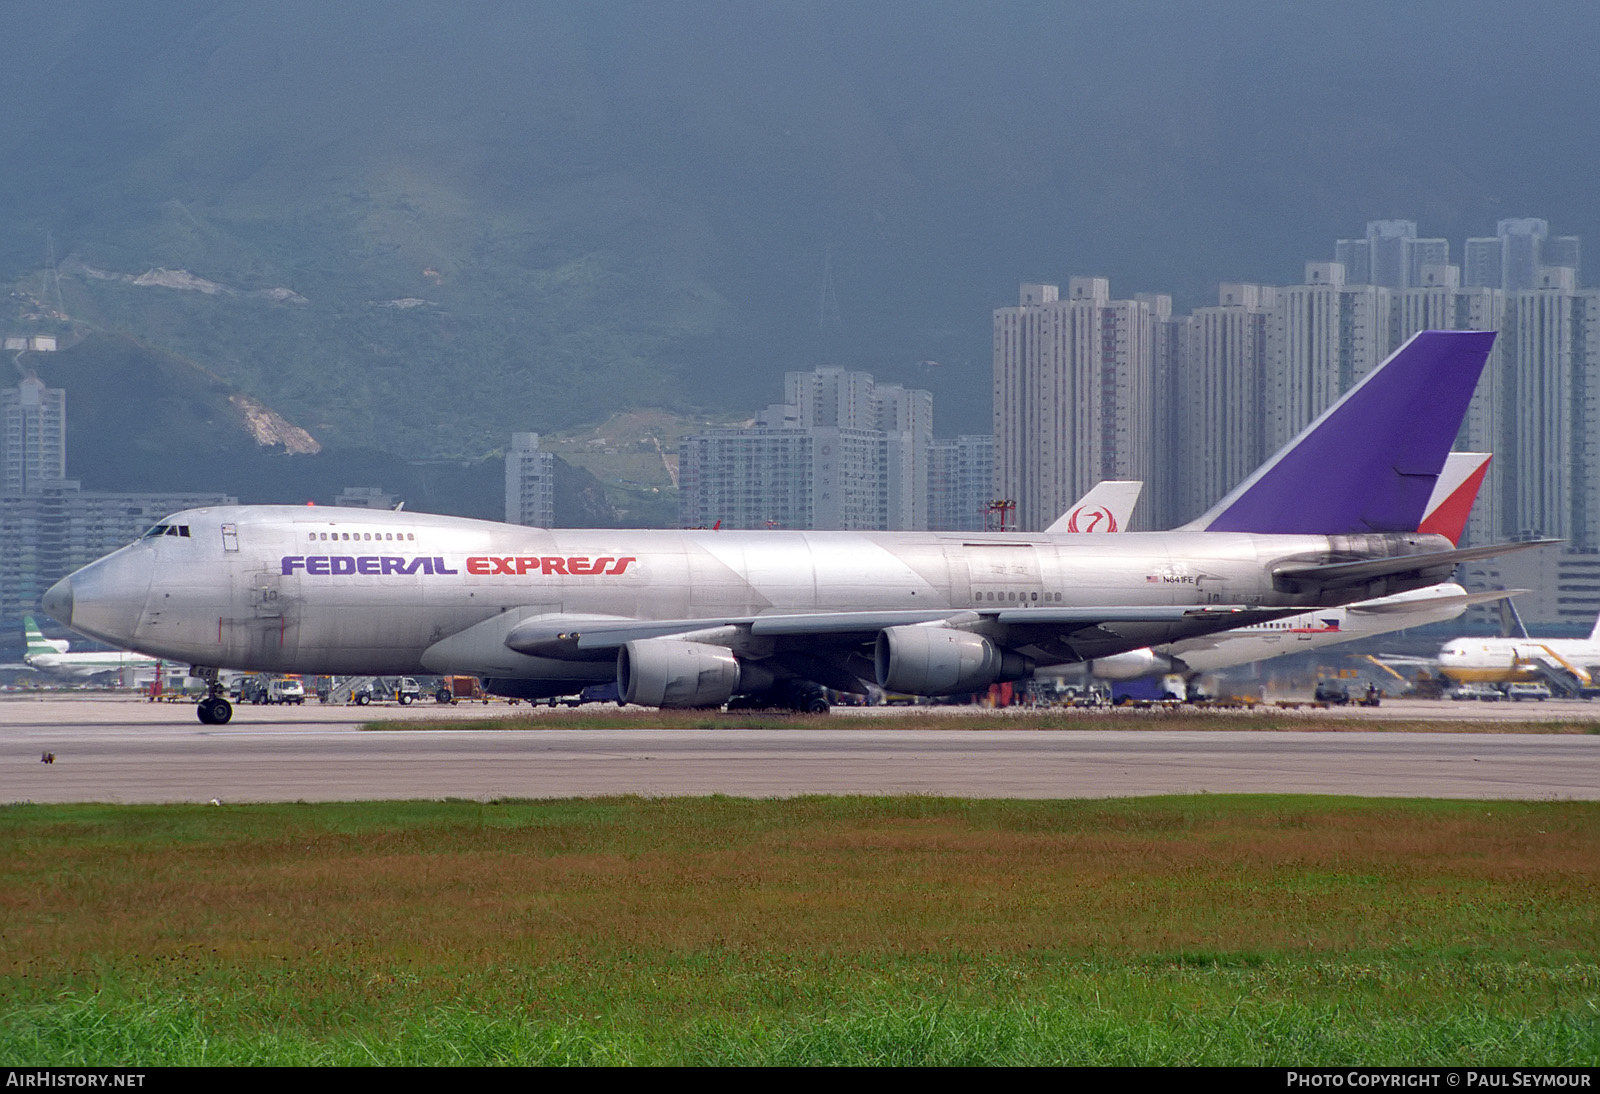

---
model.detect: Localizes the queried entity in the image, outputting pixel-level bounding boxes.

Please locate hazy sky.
[4,1,1597,438]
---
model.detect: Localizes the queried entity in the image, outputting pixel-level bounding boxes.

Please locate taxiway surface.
[3,695,1597,803]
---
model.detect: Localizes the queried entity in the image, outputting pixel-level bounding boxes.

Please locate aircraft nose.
[41,576,74,628]
[49,547,154,647]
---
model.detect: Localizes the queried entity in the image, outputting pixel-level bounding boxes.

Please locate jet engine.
[874,625,1030,695]
[618,638,742,708]
[1087,647,1174,681]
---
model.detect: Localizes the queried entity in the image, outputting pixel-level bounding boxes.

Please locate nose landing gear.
[193,667,233,725]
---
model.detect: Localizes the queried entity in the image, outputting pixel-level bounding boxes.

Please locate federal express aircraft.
[21,615,161,680]
[1084,454,1515,682]
[42,330,1547,724]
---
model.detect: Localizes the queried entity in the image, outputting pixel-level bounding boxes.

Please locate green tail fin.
[24,616,65,655]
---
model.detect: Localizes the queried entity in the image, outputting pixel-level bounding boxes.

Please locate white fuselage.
[1438,635,1600,685]
[50,505,1451,687]
[22,649,161,679]
[1156,583,1472,674]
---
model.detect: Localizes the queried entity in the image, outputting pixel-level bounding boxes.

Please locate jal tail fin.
[1045,480,1143,534]
[1182,330,1496,535]
[1417,452,1492,546]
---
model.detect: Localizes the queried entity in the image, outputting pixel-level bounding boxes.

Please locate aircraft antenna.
[44,231,65,316]
[818,246,841,361]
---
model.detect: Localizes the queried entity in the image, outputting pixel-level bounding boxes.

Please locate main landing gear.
[194,666,232,725]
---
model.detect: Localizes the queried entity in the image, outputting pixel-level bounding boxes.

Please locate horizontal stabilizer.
[1185,331,1496,535]
[1346,587,1528,615]
[1274,539,1557,595]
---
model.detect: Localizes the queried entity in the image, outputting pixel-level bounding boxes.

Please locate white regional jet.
[1084,453,1514,683]
[42,330,1549,724]
[21,615,161,680]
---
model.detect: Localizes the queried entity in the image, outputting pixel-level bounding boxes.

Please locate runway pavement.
[3,693,1597,803]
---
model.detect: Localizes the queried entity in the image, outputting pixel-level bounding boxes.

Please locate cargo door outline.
[964,544,1044,607]
[220,568,300,665]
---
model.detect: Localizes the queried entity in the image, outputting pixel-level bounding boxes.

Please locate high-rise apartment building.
[1464,218,1582,292]
[2,376,67,494]
[1335,220,1449,289]
[678,368,933,531]
[1169,284,1277,526]
[505,432,555,528]
[1264,263,1394,454]
[872,382,934,532]
[993,279,1158,531]
[678,423,816,530]
[1502,271,1600,546]
[927,434,994,532]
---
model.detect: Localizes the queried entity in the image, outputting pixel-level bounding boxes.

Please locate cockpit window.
[142,524,168,539]
[141,524,191,539]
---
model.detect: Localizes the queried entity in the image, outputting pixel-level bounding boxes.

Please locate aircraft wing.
[1346,587,1528,615]
[1272,539,1558,596]
[502,604,1297,667]
[504,609,964,656]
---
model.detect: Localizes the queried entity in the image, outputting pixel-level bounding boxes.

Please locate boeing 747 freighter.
[41,330,1545,723]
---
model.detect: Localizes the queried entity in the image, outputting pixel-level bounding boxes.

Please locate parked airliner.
[42,331,1544,723]
[21,615,161,680]
[1438,612,1600,691]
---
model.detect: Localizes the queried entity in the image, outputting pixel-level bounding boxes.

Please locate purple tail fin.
[1183,330,1495,535]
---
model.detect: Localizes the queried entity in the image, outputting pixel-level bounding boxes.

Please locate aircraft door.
[220,567,300,668]
[965,544,1045,609]
[1196,571,1230,606]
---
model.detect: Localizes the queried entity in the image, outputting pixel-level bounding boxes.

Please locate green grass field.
[2,796,1596,1065]
[367,705,1600,734]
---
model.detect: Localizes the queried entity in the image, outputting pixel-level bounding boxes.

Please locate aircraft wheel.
[197,698,233,725]
[805,698,830,714]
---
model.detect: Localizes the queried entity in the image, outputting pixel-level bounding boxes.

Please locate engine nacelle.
[1087,647,1173,681]
[617,638,741,708]
[875,625,1029,695]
